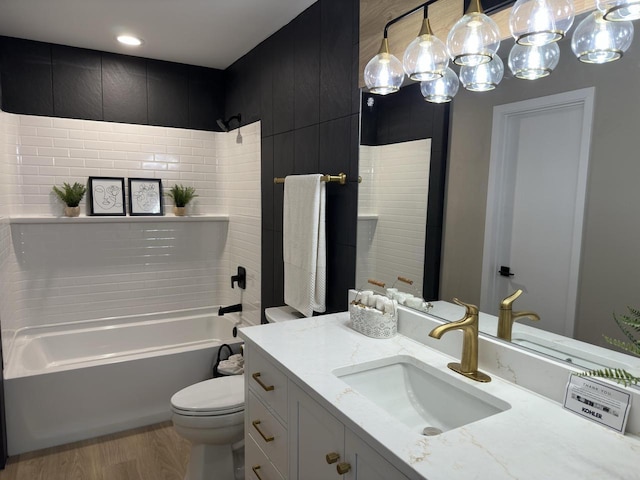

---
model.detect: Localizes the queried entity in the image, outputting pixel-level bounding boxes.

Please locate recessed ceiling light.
[117,35,143,46]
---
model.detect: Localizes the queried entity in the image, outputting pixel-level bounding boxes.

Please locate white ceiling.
[0,0,317,69]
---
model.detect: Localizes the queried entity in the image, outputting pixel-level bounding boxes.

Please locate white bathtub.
[4,307,243,455]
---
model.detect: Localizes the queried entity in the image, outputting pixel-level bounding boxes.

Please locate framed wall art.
[128,178,164,216]
[88,177,126,216]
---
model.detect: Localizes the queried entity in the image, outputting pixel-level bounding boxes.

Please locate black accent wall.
[361,84,450,301]
[0,37,225,131]
[225,0,360,320]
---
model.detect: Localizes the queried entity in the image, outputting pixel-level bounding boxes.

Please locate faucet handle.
[452,297,479,315]
[500,289,523,309]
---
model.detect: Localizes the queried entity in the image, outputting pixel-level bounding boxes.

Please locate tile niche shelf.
[8,214,229,225]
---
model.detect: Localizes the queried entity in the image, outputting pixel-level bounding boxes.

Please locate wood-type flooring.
[0,422,190,480]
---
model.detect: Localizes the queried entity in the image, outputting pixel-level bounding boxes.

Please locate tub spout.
[218,303,242,316]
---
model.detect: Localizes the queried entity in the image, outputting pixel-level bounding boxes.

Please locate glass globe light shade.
[364,39,405,95]
[508,42,560,79]
[459,54,504,91]
[420,68,460,103]
[403,19,449,81]
[447,11,501,66]
[597,0,640,21]
[571,11,633,63]
[509,0,575,46]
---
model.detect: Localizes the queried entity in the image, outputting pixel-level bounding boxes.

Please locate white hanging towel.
[283,174,326,318]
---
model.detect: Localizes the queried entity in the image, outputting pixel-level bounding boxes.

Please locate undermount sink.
[333,355,510,435]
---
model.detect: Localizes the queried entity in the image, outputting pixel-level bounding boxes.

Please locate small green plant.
[580,306,640,387]
[52,182,87,207]
[167,184,198,207]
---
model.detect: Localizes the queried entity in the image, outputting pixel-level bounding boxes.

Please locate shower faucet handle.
[231,266,246,289]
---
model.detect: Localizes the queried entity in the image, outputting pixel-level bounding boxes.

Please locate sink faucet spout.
[428,298,491,383]
[497,289,540,341]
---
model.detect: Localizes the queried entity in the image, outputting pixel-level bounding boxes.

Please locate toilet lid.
[171,375,244,416]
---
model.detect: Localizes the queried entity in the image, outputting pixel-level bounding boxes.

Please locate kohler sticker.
[563,374,632,433]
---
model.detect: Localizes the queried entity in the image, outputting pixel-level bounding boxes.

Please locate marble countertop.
[240,312,640,480]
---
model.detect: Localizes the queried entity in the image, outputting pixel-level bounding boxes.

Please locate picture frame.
[88,177,126,216]
[128,178,164,216]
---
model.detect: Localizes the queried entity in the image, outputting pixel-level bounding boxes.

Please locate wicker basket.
[349,301,397,339]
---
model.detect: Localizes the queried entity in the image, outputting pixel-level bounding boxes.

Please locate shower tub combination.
[4,307,243,455]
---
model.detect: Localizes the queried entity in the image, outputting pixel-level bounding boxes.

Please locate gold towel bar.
[274,172,347,185]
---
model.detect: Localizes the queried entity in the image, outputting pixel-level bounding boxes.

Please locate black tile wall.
[227,0,360,316]
[52,46,103,120]
[147,60,189,128]
[0,37,53,116]
[0,36,225,131]
[294,3,321,130]
[102,53,148,125]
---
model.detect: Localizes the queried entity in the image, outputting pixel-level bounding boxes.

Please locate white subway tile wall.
[0,113,261,353]
[356,140,430,295]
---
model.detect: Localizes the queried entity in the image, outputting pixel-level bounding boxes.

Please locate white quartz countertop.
[240,312,640,480]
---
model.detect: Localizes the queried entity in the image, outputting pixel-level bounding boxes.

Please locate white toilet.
[171,306,304,480]
[171,375,245,480]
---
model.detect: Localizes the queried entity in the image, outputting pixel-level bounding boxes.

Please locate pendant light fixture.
[509,0,575,46]
[447,0,501,67]
[572,10,634,62]
[597,0,640,21]
[459,54,504,91]
[403,7,449,81]
[364,37,405,95]
[508,42,560,79]
[420,67,460,103]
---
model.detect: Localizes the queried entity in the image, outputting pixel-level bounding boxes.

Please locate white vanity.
[239,304,640,479]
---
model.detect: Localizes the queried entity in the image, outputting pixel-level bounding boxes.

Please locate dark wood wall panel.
[0,36,225,131]
[226,0,360,320]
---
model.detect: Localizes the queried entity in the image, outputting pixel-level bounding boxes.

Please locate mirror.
[357,10,640,377]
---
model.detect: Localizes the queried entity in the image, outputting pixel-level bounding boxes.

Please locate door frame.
[480,87,595,336]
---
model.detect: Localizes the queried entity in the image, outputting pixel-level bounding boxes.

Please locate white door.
[481,88,594,337]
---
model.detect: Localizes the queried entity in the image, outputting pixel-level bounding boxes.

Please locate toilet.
[171,306,304,480]
[171,375,245,480]
[264,305,306,322]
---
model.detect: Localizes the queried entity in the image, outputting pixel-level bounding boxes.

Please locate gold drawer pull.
[252,420,275,442]
[337,462,352,475]
[252,465,264,480]
[252,372,275,392]
[326,452,340,464]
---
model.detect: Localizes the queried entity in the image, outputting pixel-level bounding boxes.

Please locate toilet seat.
[171,375,244,417]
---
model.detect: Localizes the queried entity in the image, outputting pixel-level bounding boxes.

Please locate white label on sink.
[563,374,632,433]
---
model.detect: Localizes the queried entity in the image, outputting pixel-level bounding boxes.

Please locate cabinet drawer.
[247,347,288,421]
[246,434,285,480]
[248,390,288,475]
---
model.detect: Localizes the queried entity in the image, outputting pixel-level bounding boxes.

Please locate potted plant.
[167,184,198,216]
[52,182,87,217]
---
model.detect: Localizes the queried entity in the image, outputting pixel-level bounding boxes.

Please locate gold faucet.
[428,298,491,383]
[497,289,540,341]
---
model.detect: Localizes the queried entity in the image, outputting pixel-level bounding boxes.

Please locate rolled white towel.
[375,295,388,311]
[359,290,374,305]
[405,297,424,309]
[368,294,382,308]
[384,299,397,315]
[385,288,398,300]
[218,360,244,375]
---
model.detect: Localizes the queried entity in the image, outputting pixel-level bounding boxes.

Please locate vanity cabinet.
[245,344,410,480]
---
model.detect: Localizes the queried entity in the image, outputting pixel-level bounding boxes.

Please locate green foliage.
[52,182,87,207]
[580,306,640,387]
[166,184,198,207]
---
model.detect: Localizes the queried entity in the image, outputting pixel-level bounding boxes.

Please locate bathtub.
[4,307,244,455]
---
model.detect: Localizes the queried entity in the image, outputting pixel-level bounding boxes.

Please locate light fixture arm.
[382,0,438,39]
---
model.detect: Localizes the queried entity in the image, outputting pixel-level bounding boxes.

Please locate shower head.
[216,113,242,132]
